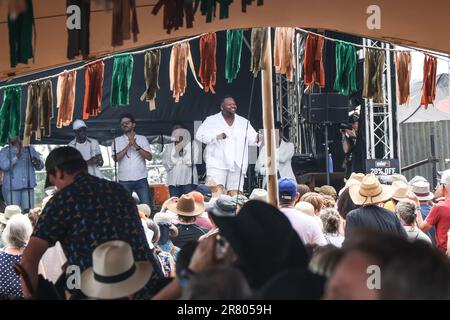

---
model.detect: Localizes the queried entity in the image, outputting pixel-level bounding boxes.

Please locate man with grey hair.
[417,169,450,253]
[395,201,431,244]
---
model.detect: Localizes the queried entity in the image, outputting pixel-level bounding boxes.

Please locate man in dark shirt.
[346,174,407,238]
[166,194,208,249]
[20,147,162,298]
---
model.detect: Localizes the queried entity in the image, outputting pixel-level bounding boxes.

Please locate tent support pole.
[261,27,279,207]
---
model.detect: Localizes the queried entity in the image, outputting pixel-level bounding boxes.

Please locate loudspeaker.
[303,93,350,124]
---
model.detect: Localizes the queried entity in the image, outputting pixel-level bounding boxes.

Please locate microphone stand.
[112,130,118,183]
[8,141,13,205]
[26,146,32,212]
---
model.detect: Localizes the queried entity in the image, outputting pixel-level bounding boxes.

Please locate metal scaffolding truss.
[275,31,316,156]
[364,39,395,160]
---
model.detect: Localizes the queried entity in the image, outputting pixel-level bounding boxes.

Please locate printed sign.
[366,159,400,176]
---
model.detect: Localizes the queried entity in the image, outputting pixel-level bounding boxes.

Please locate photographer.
[341,115,359,179]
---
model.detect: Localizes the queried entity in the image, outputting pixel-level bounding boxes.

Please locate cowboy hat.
[411,180,434,201]
[206,179,223,198]
[166,194,205,217]
[338,173,364,196]
[391,181,410,201]
[0,205,22,225]
[408,175,428,187]
[209,200,309,289]
[80,240,153,300]
[349,174,394,205]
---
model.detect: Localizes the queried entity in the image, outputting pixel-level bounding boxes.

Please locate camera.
[339,123,353,130]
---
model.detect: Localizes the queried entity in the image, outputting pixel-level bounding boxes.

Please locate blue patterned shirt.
[33,172,160,274]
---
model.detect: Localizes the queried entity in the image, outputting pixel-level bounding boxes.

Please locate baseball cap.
[195,185,212,200]
[278,178,297,201]
[73,119,87,131]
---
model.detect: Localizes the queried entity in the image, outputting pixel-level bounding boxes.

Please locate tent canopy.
[1,0,450,79]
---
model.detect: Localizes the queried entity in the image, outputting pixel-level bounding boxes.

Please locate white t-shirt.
[68,138,104,178]
[162,142,199,186]
[324,233,345,248]
[113,134,152,181]
[280,207,327,246]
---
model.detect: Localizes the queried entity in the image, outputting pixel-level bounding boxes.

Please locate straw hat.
[411,180,434,201]
[349,174,394,205]
[391,181,409,201]
[249,188,268,203]
[295,201,315,217]
[0,205,22,225]
[206,179,223,198]
[338,173,364,196]
[314,185,337,198]
[166,194,205,217]
[80,240,153,299]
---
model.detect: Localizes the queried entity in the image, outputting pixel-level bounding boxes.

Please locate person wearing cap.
[0,136,43,212]
[163,122,199,197]
[167,194,209,249]
[278,178,326,246]
[68,119,104,179]
[345,174,407,238]
[20,147,163,299]
[113,113,153,207]
[195,185,213,203]
[255,121,295,188]
[411,179,436,244]
[199,195,237,241]
[417,169,450,253]
[195,95,260,193]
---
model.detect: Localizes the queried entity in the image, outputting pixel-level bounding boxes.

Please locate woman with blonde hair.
[0,214,33,299]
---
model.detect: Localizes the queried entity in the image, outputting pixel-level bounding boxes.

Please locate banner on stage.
[366,159,400,176]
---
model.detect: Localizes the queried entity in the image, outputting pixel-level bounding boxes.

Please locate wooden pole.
[261,27,279,207]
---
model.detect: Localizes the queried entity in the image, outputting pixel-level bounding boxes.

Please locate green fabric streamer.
[194,0,233,23]
[225,29,243,83]
[111,54,134,107]
[0,86,22,146]
[333,41,357,96]
[8,0,35,68]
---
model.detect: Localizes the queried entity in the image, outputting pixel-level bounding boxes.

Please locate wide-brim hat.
[249,188,268,202]
[166,194,205,217]
[349,174,394,205]
[0,205,22,224]
[80,241,152,299]
[391,181,409,201]
[209,200,309,289]
[137,204,151,218]
[412,180,435,201]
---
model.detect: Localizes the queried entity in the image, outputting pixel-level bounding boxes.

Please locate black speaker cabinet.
[304,93,350,124]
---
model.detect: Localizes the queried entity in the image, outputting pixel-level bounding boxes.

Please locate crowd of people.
[0,96,449,300]
[0,148,449,299]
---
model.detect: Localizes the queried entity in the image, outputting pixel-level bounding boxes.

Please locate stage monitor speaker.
[304,93,350,124]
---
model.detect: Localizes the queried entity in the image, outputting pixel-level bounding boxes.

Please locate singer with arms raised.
[113,114,153,207]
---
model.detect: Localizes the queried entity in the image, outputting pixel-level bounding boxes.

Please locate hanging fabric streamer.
[225,29,243,83]
[83,61,104,119]
[111,0,139,47]
[250,27,268,77]
[23,80,53,146]
[297,32,307,79]
[363,48,385,103]
[140,50,161,111]
[333,41,357,95]
[56,70,77,128]
[8,0,35,67]
[194,0,233,23]
[67,0,91,59]
[274,27,296,82]
[304,34,326,90]
[199,33,217,93]
[420,54,437,109]
[395,51,412,105]
[0,86,22,145]
[152,0,194,34]
[241,0,264,12]
[111,54,134,107]
[169,42,203,103]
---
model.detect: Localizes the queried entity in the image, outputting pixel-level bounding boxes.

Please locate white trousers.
[206,167,245,191]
